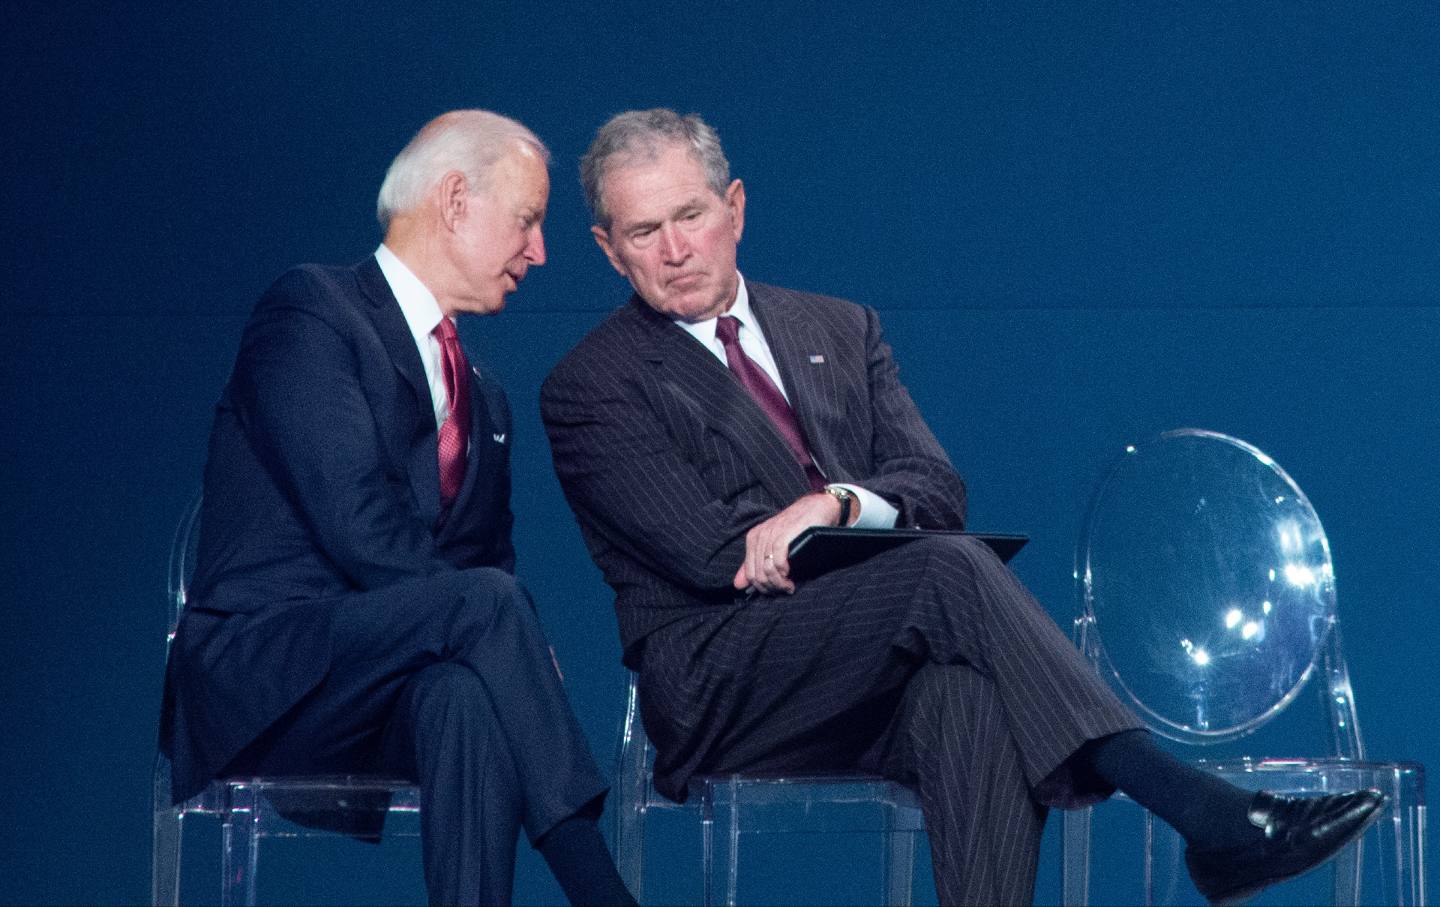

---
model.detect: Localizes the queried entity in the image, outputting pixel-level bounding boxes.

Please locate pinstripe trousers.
[637,533,1142,905]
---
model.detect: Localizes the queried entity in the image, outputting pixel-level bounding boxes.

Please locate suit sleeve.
[542,362,767,593]
[851,305,968,530]
[231,273,452,589]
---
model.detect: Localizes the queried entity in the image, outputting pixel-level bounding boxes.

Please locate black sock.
[1078,729,1263,851]
[536,815,638,907]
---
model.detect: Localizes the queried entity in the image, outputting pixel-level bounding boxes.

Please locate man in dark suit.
[160,110,635,907]
[541,108,1383,905]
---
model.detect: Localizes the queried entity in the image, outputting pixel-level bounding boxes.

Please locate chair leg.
[701,792,715,907]
[882,819,915,907]
[724,793,740,907]
[220,787,260,907]
[614,800,646,902]
[1142,808,1156,905]
[1330,833,1363,907]
[1061,805,1093,907]
[152,807,183,907]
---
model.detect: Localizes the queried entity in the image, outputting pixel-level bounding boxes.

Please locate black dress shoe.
[1184,788,1386,906]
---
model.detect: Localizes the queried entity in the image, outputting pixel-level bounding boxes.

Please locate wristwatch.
[824,484,854,527]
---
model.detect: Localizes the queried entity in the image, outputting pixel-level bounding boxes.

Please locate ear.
[591,224,629,278]
[725,178,745,244]
[439,170,470,231]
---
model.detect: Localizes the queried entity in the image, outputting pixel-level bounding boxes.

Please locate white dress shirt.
[375,244,452,429]
[676,274,899,528]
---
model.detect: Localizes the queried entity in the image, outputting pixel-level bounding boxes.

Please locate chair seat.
[613,671,926,905]
[177,775,422,839]
[180,775,421,818]
[691,773,925,834]
[155,764,423,905]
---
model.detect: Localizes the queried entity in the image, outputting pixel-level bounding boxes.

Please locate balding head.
[377,110,549,229]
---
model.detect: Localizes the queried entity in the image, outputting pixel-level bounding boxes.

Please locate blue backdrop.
[3,2,1436,903]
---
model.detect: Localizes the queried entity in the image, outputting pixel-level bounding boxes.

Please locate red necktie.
[434,318,471,506]
[715,315,826,492]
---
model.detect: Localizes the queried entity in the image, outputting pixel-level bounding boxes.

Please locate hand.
[733,493,842,595]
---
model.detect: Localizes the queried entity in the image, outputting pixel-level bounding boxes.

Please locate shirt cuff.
[833,483,899,529]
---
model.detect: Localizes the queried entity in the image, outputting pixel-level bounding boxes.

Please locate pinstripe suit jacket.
[542,281,968,664]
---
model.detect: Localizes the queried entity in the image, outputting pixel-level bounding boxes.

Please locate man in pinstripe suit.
[542,109,1382,905]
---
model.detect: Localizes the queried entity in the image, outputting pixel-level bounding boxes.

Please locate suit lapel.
[354,256,442,523]
[628,298,811,503]
[747,285,850,483]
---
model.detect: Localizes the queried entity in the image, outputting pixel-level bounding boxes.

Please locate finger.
[744,527,765,590]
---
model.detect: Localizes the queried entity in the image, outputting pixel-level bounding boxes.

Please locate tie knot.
[434,318,459,343]
[715,315,741,346]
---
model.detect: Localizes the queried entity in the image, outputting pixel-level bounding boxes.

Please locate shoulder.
[242,260,383,339]
[544,300,654,389]
[748,280,874,332]
[255,262,367,315]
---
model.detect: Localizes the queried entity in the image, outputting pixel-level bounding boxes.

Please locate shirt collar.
[675,272,752,347]
[375,243,445,344]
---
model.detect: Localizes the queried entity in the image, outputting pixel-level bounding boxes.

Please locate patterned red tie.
[433,318,471,506]
[714,315,826,492]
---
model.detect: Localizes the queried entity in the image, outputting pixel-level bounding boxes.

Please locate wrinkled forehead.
[603,151,718,227]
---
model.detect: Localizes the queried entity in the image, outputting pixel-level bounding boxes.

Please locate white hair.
[376,110,549,228]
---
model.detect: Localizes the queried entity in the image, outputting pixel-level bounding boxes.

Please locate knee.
[401,662,492,723]
[456,566,521,602]
[931,533,1002,565]
[443,568,545,648]
[905,534,1003,586]
[449,568,535,622]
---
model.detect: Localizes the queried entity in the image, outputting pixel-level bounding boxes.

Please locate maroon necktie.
[434,318,471,506]
[715,315,826,492]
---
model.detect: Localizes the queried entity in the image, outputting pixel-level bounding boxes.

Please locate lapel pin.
[492,433,507,444]
[809,354,826,364]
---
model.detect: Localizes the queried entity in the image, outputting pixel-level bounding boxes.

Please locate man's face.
[446,146,549,316]
[592,143,745,323]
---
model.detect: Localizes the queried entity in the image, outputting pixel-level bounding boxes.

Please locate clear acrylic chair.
[1062,429,1426,906]
[613,672,926,906]
[151,495,422,906]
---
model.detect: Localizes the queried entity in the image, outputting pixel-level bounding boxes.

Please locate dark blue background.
[3,2,1436,903]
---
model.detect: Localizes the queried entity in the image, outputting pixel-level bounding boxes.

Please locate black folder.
[787,527,1028,582]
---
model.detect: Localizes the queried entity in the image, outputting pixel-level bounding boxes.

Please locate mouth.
[667,272,704,291]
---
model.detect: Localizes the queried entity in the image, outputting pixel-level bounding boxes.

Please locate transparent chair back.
[1062,429,1425,906]
[151,495,420,906]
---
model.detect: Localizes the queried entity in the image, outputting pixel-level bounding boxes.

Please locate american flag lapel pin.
[809,354,826,364]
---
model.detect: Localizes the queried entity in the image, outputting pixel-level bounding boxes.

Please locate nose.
[657,223,688,264]
[526,224,546,265]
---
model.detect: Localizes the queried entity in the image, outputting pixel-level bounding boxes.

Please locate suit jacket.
[541,281,968,664]
[161,256,514,802]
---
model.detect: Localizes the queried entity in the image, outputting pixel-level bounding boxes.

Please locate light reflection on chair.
[1061,429,1425,906]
